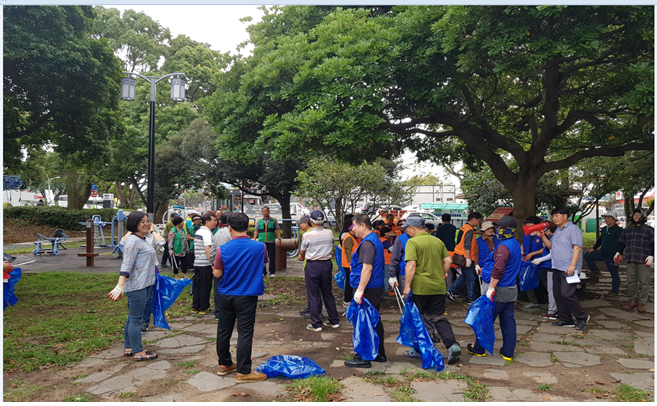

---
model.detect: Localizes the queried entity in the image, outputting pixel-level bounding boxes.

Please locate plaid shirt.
[120,234,157,292]
[618,223,655,264]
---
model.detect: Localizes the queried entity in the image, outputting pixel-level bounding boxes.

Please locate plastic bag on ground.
[256,355,325,379]
[334,245,345,290]
[519,260,540,292]
[3,268,22,310]
[153,272,193,329]
[345,298,380,361]
[464,295,495,355]
[396,293,445,371]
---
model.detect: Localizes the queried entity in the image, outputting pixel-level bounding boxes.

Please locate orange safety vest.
[454,223,479,264]
[379,236,392,265]
[341,233,360,268]
[386,223,398,233]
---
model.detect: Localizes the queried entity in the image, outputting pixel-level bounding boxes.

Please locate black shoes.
[373,354,387,363]
[446,291,456,302]
[552,320,575,328]
[344,354,387,368]
[575,315,590,331]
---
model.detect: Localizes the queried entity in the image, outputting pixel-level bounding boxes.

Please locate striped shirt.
[120,234,157,292]
[550,221,583,273]
[300,227,335,260]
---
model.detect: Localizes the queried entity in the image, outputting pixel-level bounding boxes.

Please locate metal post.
[595,200,600,240]
[147,81,156,223]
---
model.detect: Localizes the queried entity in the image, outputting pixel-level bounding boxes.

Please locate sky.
[109,5,460,187]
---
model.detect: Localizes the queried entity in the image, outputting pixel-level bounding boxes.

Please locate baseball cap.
[601,213,616,220]
[493,216,517,229]
[406,217,425,228]
[298,215,312,226]
[310,210,325,224]
[192,215,202,221]
[481,221,495,231]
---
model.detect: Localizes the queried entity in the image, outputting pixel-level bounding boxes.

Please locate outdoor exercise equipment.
[80,215,110,249]
[78,219,99,266]
[110,209,127,248]
[33,229,69,256]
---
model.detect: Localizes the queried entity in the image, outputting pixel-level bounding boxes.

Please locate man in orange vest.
[385,213,398,233]
[446,212,483,304]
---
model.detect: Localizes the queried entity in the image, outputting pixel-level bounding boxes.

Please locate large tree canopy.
[232,5,653,224]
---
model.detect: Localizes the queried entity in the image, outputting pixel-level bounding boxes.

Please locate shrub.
[3,206,117,231]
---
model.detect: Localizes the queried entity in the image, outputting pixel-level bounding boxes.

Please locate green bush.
[3,206,117,231]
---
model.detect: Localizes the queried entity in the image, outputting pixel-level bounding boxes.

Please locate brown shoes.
[216,363,237,376]
[637,303,647,313]
[622,299,639,310]
[235,371,267,383]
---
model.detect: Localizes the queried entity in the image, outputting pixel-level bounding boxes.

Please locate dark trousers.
[216,295,258,375]
[305,260,340,327]
[362,286,386,358]
[412,294,457,349]
[214,277,221,319]
[344,268,354,303]
[584,250,620,293]
[171,255,188,275]
[264,242,276,275]
[552,271,587,324]
[473,301,516,357]
[186,250,195,269]
[448,264,476,301]
[161,242,172,266]
[192,265,213,311]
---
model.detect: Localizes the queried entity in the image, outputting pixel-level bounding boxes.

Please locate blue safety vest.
[481,237,522,287]
[218,238,265,296]
[350,232,385,289]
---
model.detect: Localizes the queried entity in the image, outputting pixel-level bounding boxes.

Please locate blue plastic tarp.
[519,260,540,292]
[334,245,346,290]
[396,294,444,371]
[464,295,496,355]
[345,299,380,360]
[153,273,193,329]
[256,355,325,379]
[3,268,22,311]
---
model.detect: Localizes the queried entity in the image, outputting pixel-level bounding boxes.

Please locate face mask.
[496,227,516,240]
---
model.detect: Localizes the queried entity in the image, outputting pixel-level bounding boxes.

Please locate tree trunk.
[509,178,539,243]
[277,192,292,239]
[155,201,169,225]
[115,181,128,209]
[66,171,92,210]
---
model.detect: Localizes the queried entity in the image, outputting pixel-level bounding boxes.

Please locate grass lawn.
[3,272,306,373]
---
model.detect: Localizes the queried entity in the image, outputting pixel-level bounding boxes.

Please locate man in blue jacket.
[344,214,387,368]
[468,216,522,361]
[213,212,268,384]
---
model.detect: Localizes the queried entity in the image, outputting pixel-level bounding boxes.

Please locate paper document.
[566,274,581,284]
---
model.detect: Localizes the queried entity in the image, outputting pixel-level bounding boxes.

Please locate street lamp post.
[46,175,60,206]
[120,72,186,222]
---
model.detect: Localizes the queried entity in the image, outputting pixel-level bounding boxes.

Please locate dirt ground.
[3,218,84,245]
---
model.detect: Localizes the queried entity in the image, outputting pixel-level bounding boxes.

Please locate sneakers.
[322,321,340,329]
[467,344,486,357]
[217,363,237,376]
[268,274,276,277]
[191,309,200,314]
[552,320,575,328]
[575,315,591,331]
[198,309,209,315]
[539,313,558,320]
[235,371,267,383]
[447,344,461,365]
[446,291,456,302]
[499,349,513,362]
[299,308,310,316]
[524,303,539,309]
[467,300,474,305]
[404,349,422,359]
[303,312,325,320]
[140,325,149,334]
[306,324,322,332]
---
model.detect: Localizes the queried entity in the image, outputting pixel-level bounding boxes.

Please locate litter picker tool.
[393,285,405,314]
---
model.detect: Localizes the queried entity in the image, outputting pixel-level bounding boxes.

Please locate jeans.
[626,262,651,303]
[124,284,154,354]
[583,250,620,293]
[473,301,516,357]
[216,295,258,374]
[448,264,476,301]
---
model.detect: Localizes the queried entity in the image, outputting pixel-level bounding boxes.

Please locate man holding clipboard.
[541,208,588,331]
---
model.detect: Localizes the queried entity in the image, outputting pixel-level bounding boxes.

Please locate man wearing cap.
[615,208,654,313]
[402,217,462,365]
[542,208,588,330]
[344,214,387,368]
[388,221,409,295]
[298,210,340,331]
[297,215,326,320]
[476,221,498,293]
[584,213,623,297]
[253,206,281,277]
[468,216,522,361]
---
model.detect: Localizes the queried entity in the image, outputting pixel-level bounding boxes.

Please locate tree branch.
[3,112,55,139]
[540,142,654,173]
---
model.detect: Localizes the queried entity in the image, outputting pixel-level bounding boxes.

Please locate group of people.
[109,203,653,380]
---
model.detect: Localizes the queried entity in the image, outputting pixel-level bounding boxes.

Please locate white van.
[57,195,68,208]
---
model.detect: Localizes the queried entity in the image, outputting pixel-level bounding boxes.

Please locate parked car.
[402,205,432,213]
[401,212,442,228]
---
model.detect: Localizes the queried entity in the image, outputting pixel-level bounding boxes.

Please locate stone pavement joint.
[186,371,236,392]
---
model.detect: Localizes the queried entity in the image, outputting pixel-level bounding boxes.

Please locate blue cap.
[310,210,325,224]
[406,217,425,228]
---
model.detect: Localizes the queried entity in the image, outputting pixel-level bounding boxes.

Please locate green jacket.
[594,224,623,258]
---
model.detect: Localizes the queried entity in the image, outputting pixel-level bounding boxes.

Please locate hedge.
[3,206,118,231]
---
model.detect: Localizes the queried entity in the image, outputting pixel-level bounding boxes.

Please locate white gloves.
[646,256,654,266]
[466,258,472,268]
[486,287,495,302]
[614,252,621,263]
[389,277,399,288]
[475,265,481,275]
[532,257,545,266]
[108,284,125,301]
[354,289,365,305]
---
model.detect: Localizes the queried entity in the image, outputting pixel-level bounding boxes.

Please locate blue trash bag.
[464,295,496,355]
[519,260,540,292]
[3,268,22,311]
[345,298,380,360]
[153,273,193,329]
[334,246,346,290]
[396,293,445,371]
[256,355,325,379]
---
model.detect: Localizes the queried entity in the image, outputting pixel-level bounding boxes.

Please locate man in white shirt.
[192,213,218,315]
[212,213,232,320]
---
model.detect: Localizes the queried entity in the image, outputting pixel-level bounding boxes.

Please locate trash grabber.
[394,285,405,314]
